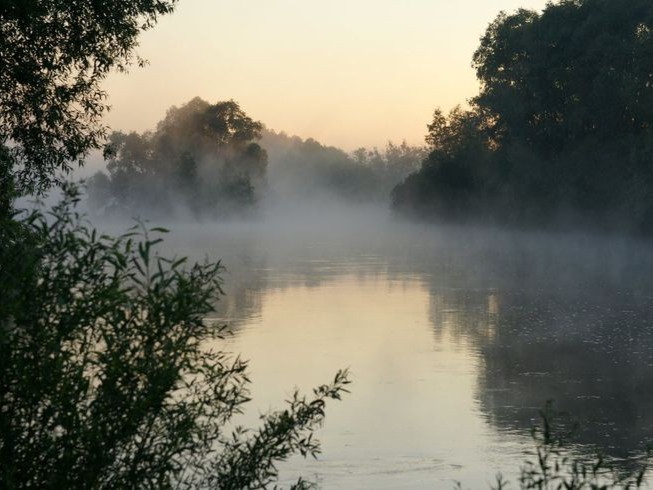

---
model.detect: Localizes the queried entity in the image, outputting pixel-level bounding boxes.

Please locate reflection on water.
[161,219,653,488]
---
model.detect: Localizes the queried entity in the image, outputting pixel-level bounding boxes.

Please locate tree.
[156,98,264,155]
[392,107,494,221]
[0,0,178,196]
[472,0,653,155]
[351,141,426,199]
[95,98,268,218]
[393,0,653,232]
[471,0,653,227]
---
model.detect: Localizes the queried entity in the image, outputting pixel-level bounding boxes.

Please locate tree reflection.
[424,259,653,461]
[168,222,653,462]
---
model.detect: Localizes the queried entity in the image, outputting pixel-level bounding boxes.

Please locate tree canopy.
[393,0,653,233]
[91,98,268,218]
[472,0,653,155]
[0,0,177,194]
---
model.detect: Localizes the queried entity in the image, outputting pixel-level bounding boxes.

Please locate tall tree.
[394,0,653,231]
[472,0,653,155]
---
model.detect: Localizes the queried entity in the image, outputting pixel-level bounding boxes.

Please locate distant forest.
[87,98,424,218]
[392,0,653,234]
[89,0,653,234]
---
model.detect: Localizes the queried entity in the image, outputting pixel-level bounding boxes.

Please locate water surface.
[161,214,653,488]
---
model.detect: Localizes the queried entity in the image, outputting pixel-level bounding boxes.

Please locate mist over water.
[117,199,653,489]
[71,92,653,486]
[8,1,653,487]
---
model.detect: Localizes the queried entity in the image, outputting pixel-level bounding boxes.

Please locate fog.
[7,0,653,487]
[43,85,653,490]
[123,205,653,487]
[19,152,653,487]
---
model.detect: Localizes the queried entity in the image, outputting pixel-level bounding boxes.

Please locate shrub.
[0,184,349,489]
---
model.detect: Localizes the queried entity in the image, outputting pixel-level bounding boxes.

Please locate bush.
[0,184,349,489]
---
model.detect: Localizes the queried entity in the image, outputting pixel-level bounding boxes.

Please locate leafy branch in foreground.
[1,0,178,194]
[488,402,652,490]
[0,184,350,489]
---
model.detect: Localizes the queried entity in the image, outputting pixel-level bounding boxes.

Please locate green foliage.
[156,98,263,154]
[0,185,350,489]
[473,1,653,154]
[393,0,653,234]
[90,98,267,218]
[392,107,495,222]
[0,0,177,194]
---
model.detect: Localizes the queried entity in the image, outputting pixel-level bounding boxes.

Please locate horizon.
[101,0,549,152]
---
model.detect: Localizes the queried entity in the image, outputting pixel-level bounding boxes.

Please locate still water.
[163,212,653,488]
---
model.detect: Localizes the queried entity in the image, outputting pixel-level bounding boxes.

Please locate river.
[159,209,653,488]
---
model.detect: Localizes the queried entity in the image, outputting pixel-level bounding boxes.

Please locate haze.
[7,0,653,487]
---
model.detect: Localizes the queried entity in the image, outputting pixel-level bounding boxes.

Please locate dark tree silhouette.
[0,0,177,195]
[393,0,653,233]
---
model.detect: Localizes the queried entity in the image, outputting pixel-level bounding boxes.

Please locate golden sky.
[102,0,549,151]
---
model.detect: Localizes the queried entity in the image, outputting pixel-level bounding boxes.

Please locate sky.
[102,0,550,151]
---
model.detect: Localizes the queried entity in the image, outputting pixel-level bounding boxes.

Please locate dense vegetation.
[393,0,653,234]
[1,2,350,488]
[87,110,425,218]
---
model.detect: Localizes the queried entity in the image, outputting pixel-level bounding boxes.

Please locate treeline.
[392,0,653,234]
[88,99,424,218]
[262,130,424,204]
